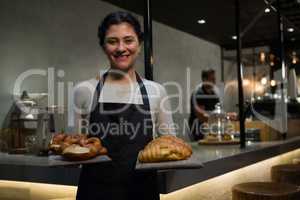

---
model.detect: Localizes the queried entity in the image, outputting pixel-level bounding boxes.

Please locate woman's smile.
[103,22,141,71]
[114,53,130,61]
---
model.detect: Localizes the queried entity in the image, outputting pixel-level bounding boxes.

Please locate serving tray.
[135,154,203,171]
[48,155,111,166]
[198,139,240,145]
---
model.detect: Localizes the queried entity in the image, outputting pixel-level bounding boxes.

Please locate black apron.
[76,72,159,200]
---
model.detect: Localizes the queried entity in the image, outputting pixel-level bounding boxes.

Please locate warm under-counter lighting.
[0,180,77,200]
[161,149,300,200]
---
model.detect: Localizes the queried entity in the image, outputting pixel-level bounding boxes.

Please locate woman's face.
[103,22,141,72]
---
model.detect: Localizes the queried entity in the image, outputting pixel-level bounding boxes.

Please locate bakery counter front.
[1,137,300,200]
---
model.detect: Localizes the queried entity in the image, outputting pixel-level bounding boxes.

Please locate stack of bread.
[49,133,107,161]
[138,135,192,163]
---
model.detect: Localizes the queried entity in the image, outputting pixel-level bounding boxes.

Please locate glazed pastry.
[49,134,107,160]
[138,135,192,163]
[62,137,105,160]
[49,133,67,154]
[62,144,96,161]
[64,134,87,145]
[51,133,66,144]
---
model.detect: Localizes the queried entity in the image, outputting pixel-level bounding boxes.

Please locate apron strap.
[135,72,150,109]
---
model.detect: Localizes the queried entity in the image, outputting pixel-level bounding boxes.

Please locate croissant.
[138,135,192,163]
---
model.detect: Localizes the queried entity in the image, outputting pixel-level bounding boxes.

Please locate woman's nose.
[116,41,126,51]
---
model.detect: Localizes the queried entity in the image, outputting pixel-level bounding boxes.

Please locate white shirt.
[73,76,176,138]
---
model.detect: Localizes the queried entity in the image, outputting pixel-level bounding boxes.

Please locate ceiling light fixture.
[264,8,271,13]
[232,35,237,40]
[197,19,206,24]
[287,28,294,32]
[270,80,276,87]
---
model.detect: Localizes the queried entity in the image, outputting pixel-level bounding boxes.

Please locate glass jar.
[207,103,227,141]
[25,135,38,154]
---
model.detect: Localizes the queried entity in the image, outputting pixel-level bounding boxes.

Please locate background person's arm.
[190,92,209,123]
[194,104,209,123]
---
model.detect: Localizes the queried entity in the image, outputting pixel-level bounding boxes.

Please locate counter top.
[0,153,110,167]
[0,139,288,167]
[0,137,300,193]
[161,136,300,193]
[0,153,52,167]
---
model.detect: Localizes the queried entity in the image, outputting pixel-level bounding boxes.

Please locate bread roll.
[49,134,107,160]
[62,144,98,161]
[49,133,67,154]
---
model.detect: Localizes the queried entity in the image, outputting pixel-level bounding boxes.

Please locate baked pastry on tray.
[138,135,192,163]
[49,133,107,161]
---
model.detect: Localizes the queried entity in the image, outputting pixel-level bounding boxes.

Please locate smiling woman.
[74,11,175,200]
[98,11,144,74]
[103,22,141,72]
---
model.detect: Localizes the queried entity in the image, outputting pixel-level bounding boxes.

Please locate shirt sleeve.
[155,85,177,136]
[72,81,95,133]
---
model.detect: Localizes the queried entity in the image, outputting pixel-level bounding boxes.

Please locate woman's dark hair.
[98,11,144,47]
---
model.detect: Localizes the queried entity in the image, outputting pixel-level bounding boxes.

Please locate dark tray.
[198,139,240,145]
[135,154,203,171]
[48,155,111,166]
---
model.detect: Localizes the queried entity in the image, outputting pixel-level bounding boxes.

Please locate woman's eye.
[124,38,135,44]
[106,39,118,45]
